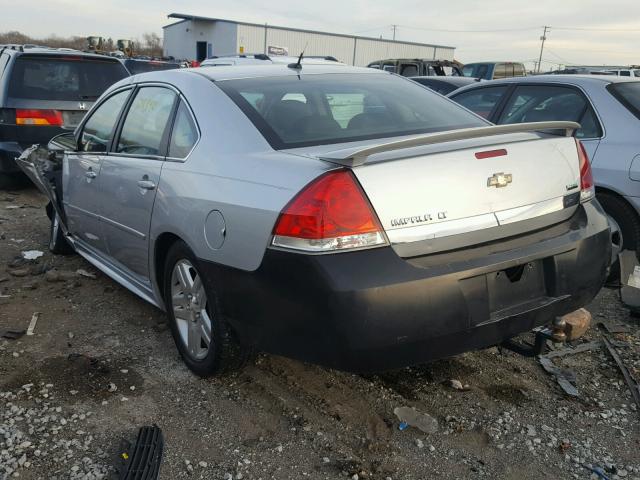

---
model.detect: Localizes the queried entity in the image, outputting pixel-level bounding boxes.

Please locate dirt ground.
[1,187,640,480]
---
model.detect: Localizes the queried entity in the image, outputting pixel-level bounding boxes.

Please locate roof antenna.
[288,43,308,70]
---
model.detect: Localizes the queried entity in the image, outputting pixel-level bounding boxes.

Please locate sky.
[2,0,640,69]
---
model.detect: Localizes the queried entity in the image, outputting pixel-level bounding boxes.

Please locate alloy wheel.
[170,259,213,361]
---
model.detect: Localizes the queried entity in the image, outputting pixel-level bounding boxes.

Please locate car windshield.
[8,55,128,101]
[462,64,491,79]
[123,59,180,74]
[217,73,486,149]
[608,81,640,119]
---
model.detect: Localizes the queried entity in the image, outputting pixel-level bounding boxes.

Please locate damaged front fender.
[16,144,69,236]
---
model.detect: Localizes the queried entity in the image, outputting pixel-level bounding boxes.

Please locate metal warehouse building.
[163,13,455,65]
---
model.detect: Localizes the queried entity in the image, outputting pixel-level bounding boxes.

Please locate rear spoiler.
[320,121,580,167]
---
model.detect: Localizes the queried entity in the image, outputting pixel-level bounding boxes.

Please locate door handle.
[85,170,97,179]
[137,180,156,190]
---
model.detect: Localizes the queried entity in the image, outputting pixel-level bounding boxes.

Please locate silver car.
[18,65,610,376]
[449,75,640,262]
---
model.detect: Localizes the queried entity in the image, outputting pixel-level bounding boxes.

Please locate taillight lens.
[272,170,387,252]
[576,139,594,203]
[16,109,63,126]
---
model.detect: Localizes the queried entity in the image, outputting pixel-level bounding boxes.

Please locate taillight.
[16,109,63,126]
[576,139,594,203]
[272,170,387,252]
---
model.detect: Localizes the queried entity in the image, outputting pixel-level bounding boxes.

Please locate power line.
[553,26,640,32]
[398,24,540,33]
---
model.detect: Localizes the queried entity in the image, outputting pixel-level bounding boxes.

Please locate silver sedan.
[18,65,610,376]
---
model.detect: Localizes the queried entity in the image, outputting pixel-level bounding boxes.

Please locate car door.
[495,84,603,158]
[97,85,177,282]
[63,88,131,252]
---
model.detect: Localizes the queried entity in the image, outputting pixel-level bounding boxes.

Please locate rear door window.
[498,85,602,138]
[400,64,420,77]
[608,82,640,120]
[7,55,128,101]
[79,89,131,152]
[168,101,198,158]
[450,86,510,119]
[116,87,176,156]
[493,64,507,79]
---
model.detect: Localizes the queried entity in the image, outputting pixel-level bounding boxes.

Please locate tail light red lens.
[16,109,63,126]
[272,170,386,252]
[575,139,594,203]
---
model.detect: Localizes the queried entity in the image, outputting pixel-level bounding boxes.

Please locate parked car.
[201,54,343,67]
[462,62,526,80]
[0,44,129,188]
[410,76,480,95]
[595,69,640,78]
[448,75,640,262]
[121,58,181,75]
[17,65,610,376]
[367,59,463,76]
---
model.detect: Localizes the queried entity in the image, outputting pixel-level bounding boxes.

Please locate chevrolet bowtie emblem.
[487,172,513,188]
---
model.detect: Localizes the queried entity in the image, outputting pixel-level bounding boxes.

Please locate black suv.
[0,45,129,187]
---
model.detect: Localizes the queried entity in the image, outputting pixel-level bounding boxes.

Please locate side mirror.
[48,132,77,153]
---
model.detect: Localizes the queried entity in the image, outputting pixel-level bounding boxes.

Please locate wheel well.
[154,232,182,300]
[595,186,640,218]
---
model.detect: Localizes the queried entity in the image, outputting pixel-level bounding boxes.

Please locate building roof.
[164,13,455,51]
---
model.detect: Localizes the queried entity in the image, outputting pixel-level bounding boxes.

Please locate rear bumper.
[200,201,611,373]
[0,142,23,174]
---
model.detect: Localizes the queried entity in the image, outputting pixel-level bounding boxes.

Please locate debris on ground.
[76,269,97,279]
[562,308,591,341]
[117,425,164,479]
[538,356,579,396]
[393,406,438,434]
[619,251,640,312]
[447,379,469,391]
[21,250,44,261]
[0,329,25,340]
[26,312,39,336]
[602,336,640,413]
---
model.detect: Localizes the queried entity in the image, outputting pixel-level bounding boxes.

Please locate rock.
[415,439,424,448]
[448,379,465,390]
[562,308,591,341]
[9,268,30,277]
[198,461,208,467]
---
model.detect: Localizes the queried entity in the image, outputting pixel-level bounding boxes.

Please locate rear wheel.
[49,210,74,255]
[597,192,640,257]
[163,241,247,377]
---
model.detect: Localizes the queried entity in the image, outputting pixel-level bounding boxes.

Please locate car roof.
[179,64,383,82]
[449,74,640,95]
[0,46,122,62]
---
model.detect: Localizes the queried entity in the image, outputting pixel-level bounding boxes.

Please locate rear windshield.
[608,82,640,120]
[217,73,486,149]
[8,55,128,101]
[123,59,180,75]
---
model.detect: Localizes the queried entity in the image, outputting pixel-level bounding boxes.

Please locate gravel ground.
[1,187,640,480]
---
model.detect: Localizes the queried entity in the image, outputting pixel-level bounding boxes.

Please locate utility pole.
[537,26,549,74]
[391,24,398,41]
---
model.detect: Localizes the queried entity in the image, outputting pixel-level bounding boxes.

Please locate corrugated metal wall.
[234,23,455,66]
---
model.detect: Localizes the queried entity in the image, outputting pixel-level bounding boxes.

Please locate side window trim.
[165,95,201,162]
[110,83,180,159]
[452,84,515,122]
[76,86,133,153]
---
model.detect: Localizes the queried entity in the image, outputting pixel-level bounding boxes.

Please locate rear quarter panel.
[149,72,330,275]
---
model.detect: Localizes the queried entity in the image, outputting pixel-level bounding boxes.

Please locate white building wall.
[164,18,456,64]
[236,24,267,54]
[264,28,356,64]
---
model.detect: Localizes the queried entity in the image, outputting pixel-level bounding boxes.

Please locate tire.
[597,192,640,258]
[163,240,247,377]
[49,210,74,255]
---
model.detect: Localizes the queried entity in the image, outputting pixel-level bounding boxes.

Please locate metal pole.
[264,23,268,54]
[392,25,398,41]
[537,26,549,74]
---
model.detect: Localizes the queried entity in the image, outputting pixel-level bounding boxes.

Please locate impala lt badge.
[487,172,513,188]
